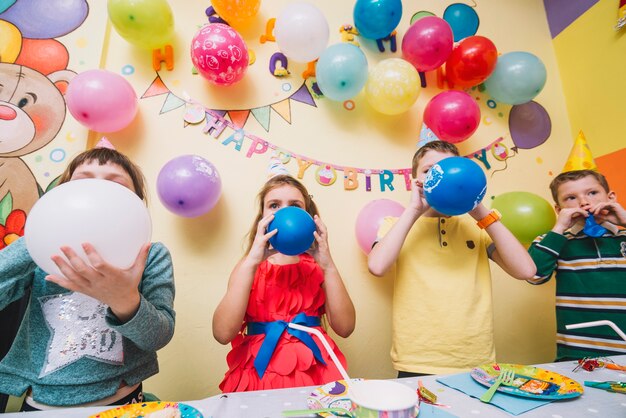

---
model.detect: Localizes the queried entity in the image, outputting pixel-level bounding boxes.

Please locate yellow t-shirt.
[377,215,496,374]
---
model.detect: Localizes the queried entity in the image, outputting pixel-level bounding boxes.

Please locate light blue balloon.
[316,43,369,102]
[353,0,402,40]
[484,51,547,105]
[443,3,479,42]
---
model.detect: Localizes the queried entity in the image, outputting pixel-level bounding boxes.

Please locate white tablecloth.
[4,355,626,417]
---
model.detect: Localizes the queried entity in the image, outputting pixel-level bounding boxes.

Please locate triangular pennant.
[562,130,597,172]
[160,93,186,114]
[251,106,271,131]
[289,83,317,107]
[141,75,170,98]
[228,110,251,129]
[271,99,291,124]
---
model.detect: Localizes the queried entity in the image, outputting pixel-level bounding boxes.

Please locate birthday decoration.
[423,156,487,216]
[562,130,597,172]
[107,0,174,50]
[491,191,556,245]
[484,51,547,105]
[190,23,249,86]
[134,1,555,193]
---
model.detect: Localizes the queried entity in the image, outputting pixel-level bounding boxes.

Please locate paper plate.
[470,363,583,400]
[89,401,203,418]
[307,379,361,417]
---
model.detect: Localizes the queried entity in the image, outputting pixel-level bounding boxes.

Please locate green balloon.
[491,191,556,245]
[107,0,174,50]
[410,11,436,25]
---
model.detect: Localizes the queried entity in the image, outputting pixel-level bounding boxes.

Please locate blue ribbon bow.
[247,312,326,378]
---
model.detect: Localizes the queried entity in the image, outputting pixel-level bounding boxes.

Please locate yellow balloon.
[211,0,260,29]
[107,0,174,50]
[0,19,22,63]
[365,58,420,115]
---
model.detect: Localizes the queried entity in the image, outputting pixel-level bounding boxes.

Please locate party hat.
[267,157,290,178]
[562,130,597,172]
[95,137,116,150]
[417,123,440,148]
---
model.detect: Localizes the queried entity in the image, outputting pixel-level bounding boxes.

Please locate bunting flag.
[141,76,316,131]
[142,76,516,192]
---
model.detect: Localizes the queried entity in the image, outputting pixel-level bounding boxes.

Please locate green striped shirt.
[528,228,626,360]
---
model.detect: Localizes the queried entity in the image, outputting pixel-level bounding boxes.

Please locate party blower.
[285,323,419,418]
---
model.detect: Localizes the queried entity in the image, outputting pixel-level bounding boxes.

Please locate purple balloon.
[508,101,551,149]
[157,155,222,218]
[0,0,88,39]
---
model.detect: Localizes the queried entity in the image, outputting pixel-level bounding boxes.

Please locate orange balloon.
[445,35,497,89]
[211,0,260,29]
[15,38,69,75]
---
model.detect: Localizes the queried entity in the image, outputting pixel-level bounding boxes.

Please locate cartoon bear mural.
[0,63,75,214]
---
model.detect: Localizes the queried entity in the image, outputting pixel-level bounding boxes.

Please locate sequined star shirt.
[0,237,175,406]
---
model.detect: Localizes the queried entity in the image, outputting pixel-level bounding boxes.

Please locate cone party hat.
[562,130,597,172]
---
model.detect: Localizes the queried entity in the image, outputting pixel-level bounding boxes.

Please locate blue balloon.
[268,206,316,256]
[353,0,402,40]
[423,157,487,216]
[316,43,368,102]
[484,51,547,105]
[443,3,479,42]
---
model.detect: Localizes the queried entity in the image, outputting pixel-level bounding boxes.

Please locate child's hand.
[553,207,588,234]
[246,213,277,264]
[589,201,626,226]
[46,242,150,323]
[309,215,335,271]
[409,178,429,216]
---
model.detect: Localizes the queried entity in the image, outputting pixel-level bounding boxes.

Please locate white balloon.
[25,179,152,277]
[274,2,329,62]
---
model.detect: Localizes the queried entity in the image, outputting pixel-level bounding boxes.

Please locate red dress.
[219,253,348,392]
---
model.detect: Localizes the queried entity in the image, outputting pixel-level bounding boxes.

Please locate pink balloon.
[355,199,405,254]
[65,69,137,133]
[423,90,480,143]
[190,23,249,86]
[401,16,453,72]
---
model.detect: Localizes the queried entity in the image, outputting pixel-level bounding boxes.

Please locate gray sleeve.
[106,242,175,351]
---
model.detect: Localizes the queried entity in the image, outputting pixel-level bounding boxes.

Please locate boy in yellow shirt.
[368,141,535,376]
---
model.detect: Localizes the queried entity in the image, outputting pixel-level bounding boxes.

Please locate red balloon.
[423,90,480,143]
[445,35,497,88]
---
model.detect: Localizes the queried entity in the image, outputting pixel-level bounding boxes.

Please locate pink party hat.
[95,137,116,150]
[268,157,290,178]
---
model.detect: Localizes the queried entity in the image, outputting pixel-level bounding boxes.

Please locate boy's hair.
[245,174,319,254]
[411,141,460,178]
[549,169,610,204]
[58,148,148,202]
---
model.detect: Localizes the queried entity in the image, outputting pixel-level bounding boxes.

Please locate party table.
[4,355,625,417]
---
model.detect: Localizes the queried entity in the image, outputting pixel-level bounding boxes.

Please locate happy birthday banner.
[142,75,512,192]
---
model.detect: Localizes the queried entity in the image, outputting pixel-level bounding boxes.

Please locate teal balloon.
[353,0,402,40]
[484,51,547,105]
[316,43,368,101]
[443,3,479,42]
[491,191,556,245]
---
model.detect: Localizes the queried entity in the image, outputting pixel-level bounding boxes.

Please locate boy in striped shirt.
[528,169,626,360]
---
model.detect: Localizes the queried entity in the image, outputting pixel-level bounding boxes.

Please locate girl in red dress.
[213,174,355,392]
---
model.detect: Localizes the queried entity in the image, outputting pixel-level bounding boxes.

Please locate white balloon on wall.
[274,2,329,63]
[25,179,152,277]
